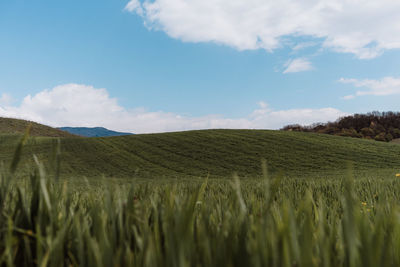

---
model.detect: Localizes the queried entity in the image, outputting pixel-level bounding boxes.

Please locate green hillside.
[392,138,400,144]
[3,129,400,179]
[0,117,76,137]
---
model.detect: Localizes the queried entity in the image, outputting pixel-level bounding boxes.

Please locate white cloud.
[0,84,345,133]
[339,77,400,98]
[0,93,12,106]
[283,58,313,73]
[125,0,143,15]
[292,42,318,51]
[125,0,400,59]
[342,95,355,100]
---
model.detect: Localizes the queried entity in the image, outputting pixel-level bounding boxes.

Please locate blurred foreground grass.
[3,165,400,266]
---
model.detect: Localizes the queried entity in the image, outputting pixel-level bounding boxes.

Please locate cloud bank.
[340,77,400,99]
[0,84,345,133]
[125,0,400,59]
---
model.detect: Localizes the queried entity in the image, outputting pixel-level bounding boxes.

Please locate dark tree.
[281,111,400,142]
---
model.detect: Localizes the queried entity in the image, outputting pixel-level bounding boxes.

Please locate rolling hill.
[1,128,399,179]
[0,117,76,137]
[58,127,133,137]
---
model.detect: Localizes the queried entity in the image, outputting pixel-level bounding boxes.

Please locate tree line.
[282,111,400,142]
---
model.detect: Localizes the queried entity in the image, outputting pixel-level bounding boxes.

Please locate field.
[2,128,400,179]
[3,163,400,266]
[1,122,400,266]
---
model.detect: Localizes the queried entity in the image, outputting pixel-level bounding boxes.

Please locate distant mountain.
[59,127,133,137]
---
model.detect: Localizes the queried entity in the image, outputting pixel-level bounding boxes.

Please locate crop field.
[1,128,400,266]
[2,164,400,266]
[2,128,400,179]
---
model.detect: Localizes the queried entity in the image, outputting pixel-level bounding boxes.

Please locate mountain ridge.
[58,127,133,137]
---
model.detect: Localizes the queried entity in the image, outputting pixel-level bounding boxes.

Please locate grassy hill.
[2,129,400,179]
[392,138,400,144]
[0,117,76,137]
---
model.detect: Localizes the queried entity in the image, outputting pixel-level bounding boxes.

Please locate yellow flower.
[26,230,34,236]
[361,202,367,206]
[396,174,400,177]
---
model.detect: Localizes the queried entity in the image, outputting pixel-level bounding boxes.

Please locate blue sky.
[1,0,400,133]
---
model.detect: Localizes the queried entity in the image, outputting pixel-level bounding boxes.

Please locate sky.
[0,0,400,133]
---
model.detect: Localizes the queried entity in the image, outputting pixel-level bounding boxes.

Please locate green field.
[1,119,400,266]
[2,162,400,266]
[2,128,400,179]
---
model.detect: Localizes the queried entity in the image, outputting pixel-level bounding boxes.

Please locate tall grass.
[1,138,400,266]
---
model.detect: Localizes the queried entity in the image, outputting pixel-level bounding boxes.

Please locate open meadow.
[1,125,400,266]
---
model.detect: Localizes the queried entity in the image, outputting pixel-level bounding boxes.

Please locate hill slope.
[2,129,400,178]
[59,127,133,137]
[0,117,76,137]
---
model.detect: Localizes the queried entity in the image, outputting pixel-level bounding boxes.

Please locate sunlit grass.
[1,132,400,266]
[2,165,400,265]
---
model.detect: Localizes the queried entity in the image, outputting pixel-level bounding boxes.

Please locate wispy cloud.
[342,95,355,100]
[0,84,345,133]
[0,93,12,106]
[126,0,400,59]
[283,58,313,74]
[125,0,143,15]
[339,77,400,99]
[292,42,318,51]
